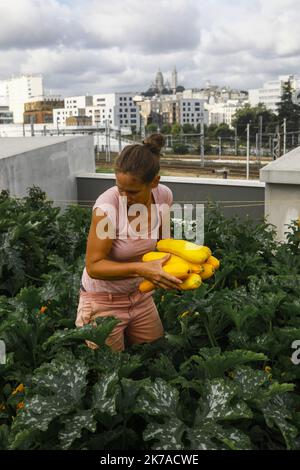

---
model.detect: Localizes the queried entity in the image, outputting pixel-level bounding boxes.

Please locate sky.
[0,0,299,97]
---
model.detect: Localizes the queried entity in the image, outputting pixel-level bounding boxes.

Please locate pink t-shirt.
[81,183,173,293]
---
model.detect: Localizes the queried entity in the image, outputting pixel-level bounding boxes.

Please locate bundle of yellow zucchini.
[139,238,220,293]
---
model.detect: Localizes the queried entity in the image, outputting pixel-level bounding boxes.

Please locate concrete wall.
[264,183,300,241]
[0,136,95,208]
[260,146,300,241]
[76,173,265,221]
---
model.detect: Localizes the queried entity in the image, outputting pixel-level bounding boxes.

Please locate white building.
[248,75,300,113]
[206,99,248,128]
[0,75,44,123]
[53,95,93,126]
[179,99,208,127]
[53,92,140,130]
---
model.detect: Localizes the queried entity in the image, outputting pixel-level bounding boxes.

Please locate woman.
[75,133,182,352]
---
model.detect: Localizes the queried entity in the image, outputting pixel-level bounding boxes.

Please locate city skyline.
[0,0,299,97]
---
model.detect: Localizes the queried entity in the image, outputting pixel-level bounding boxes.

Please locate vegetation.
[0,187,300,450]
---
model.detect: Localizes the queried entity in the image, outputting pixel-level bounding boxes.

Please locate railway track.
[96,154,270,179]
[159,158,266,178]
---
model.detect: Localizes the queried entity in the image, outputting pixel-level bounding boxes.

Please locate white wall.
[0,136,94,209]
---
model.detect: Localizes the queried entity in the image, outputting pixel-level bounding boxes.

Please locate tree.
[214,123,235,139]
[182,123,195,133]
[146,123,158,133]
[232,104,277,140]
[206,124,219,139]
[277,80,300,132]
[171,122,181,136]
[161,124,172,134]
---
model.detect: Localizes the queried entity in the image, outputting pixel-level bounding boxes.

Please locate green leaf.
[58,410,97,449]
[181,349,267,379]
[117,378,149,415]
[135,378,179,416]
[197,378,253,422]
[143,417,186,450]
[263,395,299,449]
[233,366,269,400]
[42,317,119,351]
[10,351,88,448]
[187,422,251,450]
[92,371,120,416]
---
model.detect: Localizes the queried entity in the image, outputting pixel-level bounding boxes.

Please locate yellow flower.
[161,295,165,302]
[180,310,190,318]
[228,371,235,380]
[12,383,25,396]
[39,305,48,314]
[264,366,272,374]
[16,401,24,411]
[0,403,6,412]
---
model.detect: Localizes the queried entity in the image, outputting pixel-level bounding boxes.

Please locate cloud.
[0,0,299,96]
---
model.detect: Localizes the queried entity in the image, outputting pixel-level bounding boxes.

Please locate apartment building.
[0,75,44,123]
[24,96,64,124]
[179,99,208,127]
[53,92,140,130]
[248,75,300,113]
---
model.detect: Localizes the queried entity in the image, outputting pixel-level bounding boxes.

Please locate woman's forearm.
[87,259,144,281]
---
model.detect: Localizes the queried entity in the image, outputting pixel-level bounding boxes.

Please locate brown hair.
[115,133,165,183]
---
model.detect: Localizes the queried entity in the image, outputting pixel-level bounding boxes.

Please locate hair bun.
[143,133,165,155]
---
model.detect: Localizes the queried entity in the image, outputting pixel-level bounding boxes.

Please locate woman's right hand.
[137,254,183,290]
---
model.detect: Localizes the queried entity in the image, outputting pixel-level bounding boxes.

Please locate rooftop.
[260,146,300,184]
[0,136,83,159]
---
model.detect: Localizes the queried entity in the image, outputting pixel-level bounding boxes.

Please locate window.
[130,108,136,112]
[131,119,136,123]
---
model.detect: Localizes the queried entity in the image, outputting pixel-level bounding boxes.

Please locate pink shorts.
[75,289,164,352]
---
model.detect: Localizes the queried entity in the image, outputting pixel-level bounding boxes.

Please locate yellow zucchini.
[156,239,211,264]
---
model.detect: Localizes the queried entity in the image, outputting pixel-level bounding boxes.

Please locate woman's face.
[115,172,159,207]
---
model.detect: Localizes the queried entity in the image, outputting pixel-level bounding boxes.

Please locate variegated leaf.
[135,378,179,416]
[143,417,186,450]
[58,410,97,449]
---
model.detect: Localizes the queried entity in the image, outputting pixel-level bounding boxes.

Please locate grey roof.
[0,136,84,160]
[260,146,300,184]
